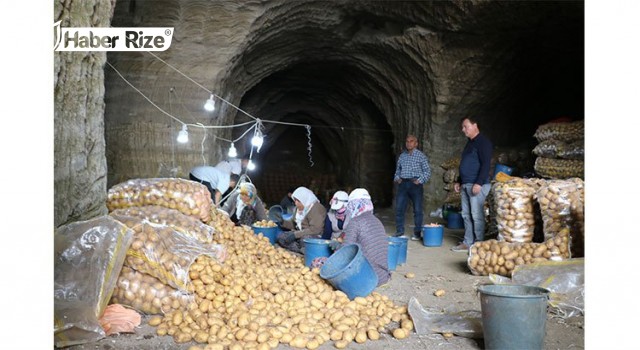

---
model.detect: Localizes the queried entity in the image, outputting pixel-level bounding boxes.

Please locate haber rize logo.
[54,21,174,51]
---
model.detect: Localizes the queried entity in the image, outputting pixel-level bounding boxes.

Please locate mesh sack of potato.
[533,120,584,143]
[444,190,462,205]
[534,157,584,179]
[440,157,460,170]
[536,178,584,242]
[110,213,227,291]
[111,206,216,245]
[467,238,568,277]
[110,266,193,315]
[443,169,458,183]
[55,216,135,347]
[532,139,566,158]
[557,140,584,160]
[493,178,540,243]
[107,178,212,222]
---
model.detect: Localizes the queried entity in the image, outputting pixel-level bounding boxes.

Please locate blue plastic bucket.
[494,164,514,179]
[478,285,550,350]
[302,238,332,267]
[387,240,401,271]
[447,212,464,229]
[388,236,408,265]
[251,225,279,245]
[320,244,378,299]
[422,224,444,247]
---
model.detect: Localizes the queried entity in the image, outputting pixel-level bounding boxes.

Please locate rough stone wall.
[54,0,116,227]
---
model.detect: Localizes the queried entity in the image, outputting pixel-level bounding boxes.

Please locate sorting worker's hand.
[328,239,342,251]
[277,231,296,245]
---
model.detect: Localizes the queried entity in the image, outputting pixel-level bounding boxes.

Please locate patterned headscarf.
[343,188,374,229]
[235,182,257,218]
[292,186,319,230]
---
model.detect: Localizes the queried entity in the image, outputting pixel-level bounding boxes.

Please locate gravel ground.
[63,207,584,350]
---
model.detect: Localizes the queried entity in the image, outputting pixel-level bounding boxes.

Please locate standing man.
[451,117,493,252]
[393,134,432,240]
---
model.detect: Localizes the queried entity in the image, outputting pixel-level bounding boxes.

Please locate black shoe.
[393,232,404,237]
[411,234,422,241]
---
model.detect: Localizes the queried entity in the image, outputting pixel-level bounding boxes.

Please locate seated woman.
[322,190,348,240]
[278,186,326,254]
[331,188,390,287]
[220,182,267,226]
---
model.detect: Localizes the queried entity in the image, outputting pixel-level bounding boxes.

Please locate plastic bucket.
[389,236,408,265]
[422,225,444,247]
[251,225,279,245]
[387,240,401,271]
[478,285,550,350]
[494,164,514,179]
[302,238,332,267]
[320,244,378,299]
[447,212,464,229]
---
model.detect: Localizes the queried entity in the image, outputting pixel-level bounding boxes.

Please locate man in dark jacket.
[451,117,493,252]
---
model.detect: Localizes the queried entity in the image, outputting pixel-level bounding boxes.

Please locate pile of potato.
[111,266,193,315]
[142,208,414,349]
[537,178,584,258]
[111,206,216,244]
[253,220,278,228]
[467,236,570,277]
[107,178,212,222]
[534,157,584,179]
[533,120,584,143]
[110,213,226,291]
[493,178,539,243]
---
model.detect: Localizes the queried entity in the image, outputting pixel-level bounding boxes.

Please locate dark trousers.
[189,173,215,201]
[395,180,424,235]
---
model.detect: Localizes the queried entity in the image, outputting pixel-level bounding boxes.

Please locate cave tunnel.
[54,0,584,227]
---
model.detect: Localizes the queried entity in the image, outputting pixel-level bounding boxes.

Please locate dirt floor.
[65,207,584,350]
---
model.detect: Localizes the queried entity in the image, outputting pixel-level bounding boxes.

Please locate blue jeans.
[460,183,491,246]
[395,180,424,235]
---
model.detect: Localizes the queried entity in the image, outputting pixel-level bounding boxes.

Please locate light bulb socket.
[204,94,215,112]
[177,124,189,143]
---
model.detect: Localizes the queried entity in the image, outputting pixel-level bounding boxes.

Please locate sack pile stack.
[533,120,584,179]
[440,157,461,208]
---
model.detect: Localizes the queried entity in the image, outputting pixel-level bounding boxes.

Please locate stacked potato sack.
[440,157,461,207]
[107,178,212,222]
[533,120,584,179]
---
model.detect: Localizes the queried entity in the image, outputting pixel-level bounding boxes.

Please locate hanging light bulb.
[204,94,215,112]
[228,142,237,158]
[247,160,256,171]
[251,130,264,152]
[177,124,189,143]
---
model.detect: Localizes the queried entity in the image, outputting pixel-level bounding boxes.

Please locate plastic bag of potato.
[107,178,212,222]
[110,206,216,245]
[493,178,540,243]
[110,266,193,315]
[110,212,226,291]
[536,178,583,241]
[54,216,135,348]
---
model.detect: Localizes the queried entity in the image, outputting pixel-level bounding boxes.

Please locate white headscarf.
[292,186,319,230]
[343,188,374,229]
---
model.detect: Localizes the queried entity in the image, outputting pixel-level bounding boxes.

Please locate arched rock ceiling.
[105,0,583,208]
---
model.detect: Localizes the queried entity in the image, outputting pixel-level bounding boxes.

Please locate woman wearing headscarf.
[278,186,327,254]
[330,188,390,286]
[322,190,348,240]
[220,182,267,226]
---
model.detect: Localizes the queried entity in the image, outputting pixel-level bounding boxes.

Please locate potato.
[393,328,408,339]
[405,272,415,279]
[433,289,446,297]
